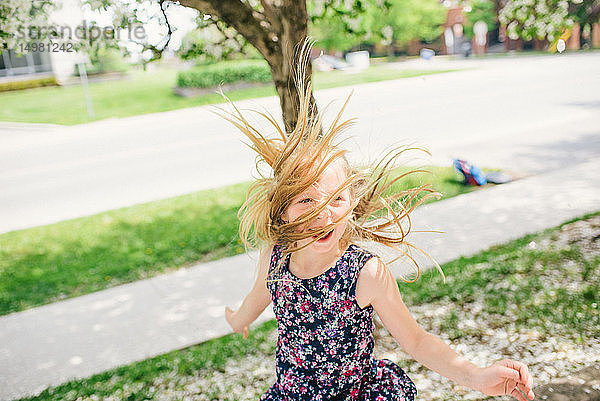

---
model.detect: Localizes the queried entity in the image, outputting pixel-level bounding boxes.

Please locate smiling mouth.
[313,230,334,241]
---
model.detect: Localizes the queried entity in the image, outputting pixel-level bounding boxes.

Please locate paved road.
[1,52,599,234]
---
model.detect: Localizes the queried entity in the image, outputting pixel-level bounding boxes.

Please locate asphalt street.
[1,52,599,234]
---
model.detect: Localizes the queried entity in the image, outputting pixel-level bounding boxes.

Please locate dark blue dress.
[261,243,417,401]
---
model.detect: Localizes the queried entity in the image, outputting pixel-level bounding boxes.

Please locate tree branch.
[160,0,174,45]
[130,0,173,64]
[175,0,279,58]
[260,0,283,33]
[589,1,600,20]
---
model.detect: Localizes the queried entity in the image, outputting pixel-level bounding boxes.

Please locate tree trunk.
[387,44,395,58]
[267,51,318,135]
[534,37,545,50]
[262,1,317,134]
[176,0,319,135]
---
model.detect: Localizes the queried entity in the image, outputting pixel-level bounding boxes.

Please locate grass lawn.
[19,212,599,401]
[0,165,481,317]
[0,64,460,125]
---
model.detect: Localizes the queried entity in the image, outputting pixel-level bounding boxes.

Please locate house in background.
[0,0,82,87]
[405,0,503,56]
[0,47,79,85]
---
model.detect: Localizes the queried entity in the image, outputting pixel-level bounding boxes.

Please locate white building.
[0,0,83,85]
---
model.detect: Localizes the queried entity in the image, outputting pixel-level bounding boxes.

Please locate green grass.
[0,165,474,317]
[402,211,600,340]
[0,64,460,125]
[17,212,600,401]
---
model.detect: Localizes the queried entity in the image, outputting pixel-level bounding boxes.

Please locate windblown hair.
[212,38,443,283]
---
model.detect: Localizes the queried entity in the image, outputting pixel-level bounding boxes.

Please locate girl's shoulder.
[347,242,380,265]
[347,244,385,307]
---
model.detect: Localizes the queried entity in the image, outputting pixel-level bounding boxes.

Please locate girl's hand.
[225,306,249,340]
[474,359,535,401]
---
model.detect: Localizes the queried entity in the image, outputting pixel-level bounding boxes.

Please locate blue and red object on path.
[453,159,487,186]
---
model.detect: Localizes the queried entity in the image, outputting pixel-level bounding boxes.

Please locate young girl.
[221,39,535,401]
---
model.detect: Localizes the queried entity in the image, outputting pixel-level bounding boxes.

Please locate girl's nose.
[316,203,333,221]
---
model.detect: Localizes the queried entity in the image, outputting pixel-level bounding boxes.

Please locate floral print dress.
[260,243,418,401]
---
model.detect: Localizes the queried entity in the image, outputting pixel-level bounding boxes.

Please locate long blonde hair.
[212,38,443,283]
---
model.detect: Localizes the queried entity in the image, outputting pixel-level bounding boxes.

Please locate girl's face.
[282,160,352,254]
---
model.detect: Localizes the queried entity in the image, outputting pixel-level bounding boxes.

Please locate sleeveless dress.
[260,243,418,401]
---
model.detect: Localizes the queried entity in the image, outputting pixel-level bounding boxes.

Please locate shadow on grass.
[0,201,244,316]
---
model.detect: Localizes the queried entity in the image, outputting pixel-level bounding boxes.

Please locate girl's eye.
[299,198,312,204]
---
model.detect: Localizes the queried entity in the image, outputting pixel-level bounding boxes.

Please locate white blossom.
[499,0,578,43]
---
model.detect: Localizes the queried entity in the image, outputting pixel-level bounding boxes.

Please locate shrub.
[0,76,58,92]
[176,59,272,88]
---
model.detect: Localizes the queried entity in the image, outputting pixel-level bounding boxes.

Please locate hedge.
[0,76,58,92]
[176,59,272,88]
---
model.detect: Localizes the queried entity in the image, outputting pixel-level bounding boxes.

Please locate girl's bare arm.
[356,257,535,401]
[224,245,273,339]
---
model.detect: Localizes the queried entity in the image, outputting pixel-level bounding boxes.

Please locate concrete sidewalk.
[1,158,599,400]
